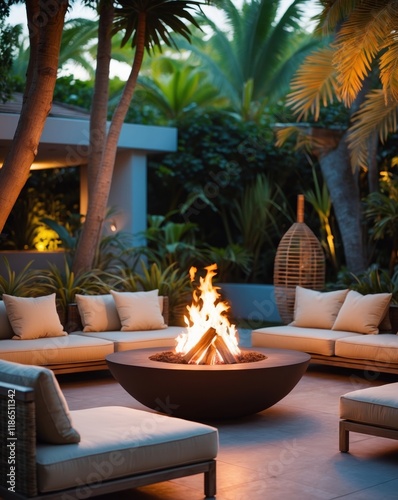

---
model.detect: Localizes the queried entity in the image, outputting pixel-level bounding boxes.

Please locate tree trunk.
[0,0,67,234]
[318,133,366,274]
[87,0,113,199]
[72,12,147,275]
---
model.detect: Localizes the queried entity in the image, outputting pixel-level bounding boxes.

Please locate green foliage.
[133,213,201,271]
[199,244,252,283]
[53,76,94,110]
[116,260,193,326]
[39,261,111,316]
[0,22,20,102]
[338,264,398,305]
[363,171,398,272]
[228,174,290,281]
[0,258,48,297]
[148,111,308,229]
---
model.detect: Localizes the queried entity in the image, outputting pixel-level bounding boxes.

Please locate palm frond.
[379,38,398,102]
[287,45,340,121]
[333,1,392,106]
[316,0,359,36]
[348,89,398,168]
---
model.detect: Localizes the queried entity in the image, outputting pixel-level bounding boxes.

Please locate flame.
[175,263,241,364]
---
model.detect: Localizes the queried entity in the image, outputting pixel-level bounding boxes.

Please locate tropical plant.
[132,56,228,121]
[341,264,398,305]
[199,244,253,283]
[178,0,318,121]
[363,171,398,273]
[274,0,398,274]
[227,174,290,281]
[116,260,193,325]
[39,260,112,319]
[0,258,48,297]
[134,213,201,271]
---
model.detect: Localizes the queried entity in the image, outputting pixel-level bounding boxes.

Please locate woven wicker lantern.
[274,195,325,324]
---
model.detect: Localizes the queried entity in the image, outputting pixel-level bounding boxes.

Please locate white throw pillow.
[111,289,167,331]
[0,359,80,444]
[332,290,392,334]
[0,300,14,339]
[3,294,67,340]
[75,294,121,332]
[290,287,349,329]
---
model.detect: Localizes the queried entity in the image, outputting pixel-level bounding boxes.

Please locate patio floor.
[59,330,398,500]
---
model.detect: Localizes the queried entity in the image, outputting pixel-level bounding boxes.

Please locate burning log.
[214,336,238,364]
[182,326,239,364]
[182,327,217,364]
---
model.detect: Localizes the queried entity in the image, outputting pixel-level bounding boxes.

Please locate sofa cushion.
[335,334,398,365]
[0,359,80,444]
[76,326,185,352]
[332,290,392,334]
[291,287,349,329]
[0,335,114,366]
[251,325,360,356]
[75,294,121,332]
[0,301,13,339]
[340,383,398,430]
[111,289,167,331]
[3,294,67,340]
[36,406,218,493]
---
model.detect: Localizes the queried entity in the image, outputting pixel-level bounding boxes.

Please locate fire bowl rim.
[107,346,310,372]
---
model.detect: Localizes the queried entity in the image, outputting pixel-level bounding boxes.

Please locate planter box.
[218,283,282,326]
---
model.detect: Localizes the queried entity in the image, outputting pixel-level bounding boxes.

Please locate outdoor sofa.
[0,291,185,374]
[252,286,398,375]
[0,359,218,499]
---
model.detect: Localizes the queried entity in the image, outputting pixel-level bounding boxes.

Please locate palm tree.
[178,0,319,121]
[287,0,398,167]
[72,0,211,274]
[276,0,398,274]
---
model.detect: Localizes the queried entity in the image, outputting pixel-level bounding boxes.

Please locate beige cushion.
[251,325,360,356]
[332,290,392,334]
[340,383,398,430]
[76,326,185,351]
[36,406,218,493]
[291,287,349,329]
[0,301,13,339]
[335,334,398,364]
[0,359,80,444]
[75,294,121,332]
[3,294,67,340]
[0,334,114,366]
[111,289,167,331]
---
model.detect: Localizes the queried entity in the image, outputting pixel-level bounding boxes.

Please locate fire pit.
[106,264,310,419]
[106,347,310,419]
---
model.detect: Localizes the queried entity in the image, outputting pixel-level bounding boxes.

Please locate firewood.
[182,327,217,363]
[214,336,238,364]
[201,343,218,365]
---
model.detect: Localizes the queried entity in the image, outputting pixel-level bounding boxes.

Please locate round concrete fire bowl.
[106,347,310,420]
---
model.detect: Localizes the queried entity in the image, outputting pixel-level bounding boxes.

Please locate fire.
[175,264,241,364]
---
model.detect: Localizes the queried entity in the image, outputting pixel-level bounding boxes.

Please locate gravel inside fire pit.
[149,351,267,364]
